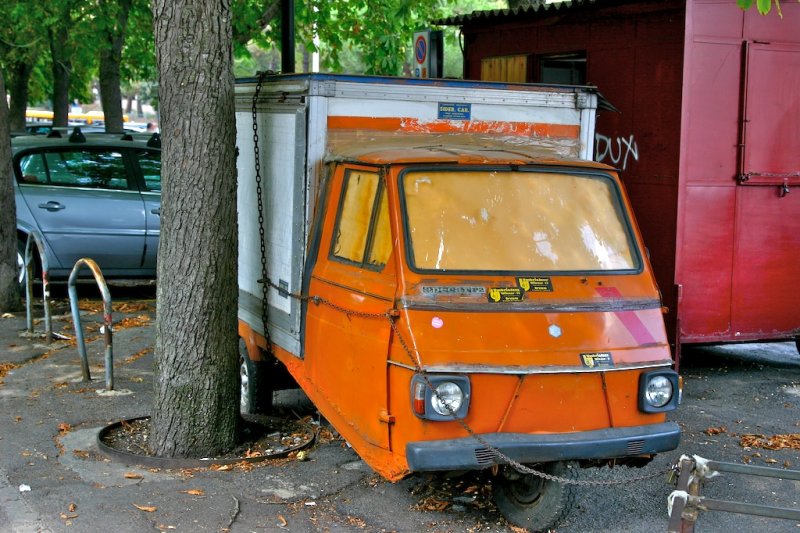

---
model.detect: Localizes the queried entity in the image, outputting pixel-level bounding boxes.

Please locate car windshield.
[401,169,638,273]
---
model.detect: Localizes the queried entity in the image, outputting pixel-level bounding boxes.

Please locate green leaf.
[756,0,772,14]
[737,0,754,9]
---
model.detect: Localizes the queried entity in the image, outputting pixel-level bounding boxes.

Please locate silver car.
[13,129,161,284]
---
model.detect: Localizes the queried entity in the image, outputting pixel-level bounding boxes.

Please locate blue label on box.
[438,102,471,121]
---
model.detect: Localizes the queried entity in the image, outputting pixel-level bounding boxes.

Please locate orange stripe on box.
[327,116,579,138]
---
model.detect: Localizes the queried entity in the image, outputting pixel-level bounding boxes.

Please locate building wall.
[677,0,800,342]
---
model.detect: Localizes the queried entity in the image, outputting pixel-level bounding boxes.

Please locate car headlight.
[638,370,679,413]
[411,375,470,420]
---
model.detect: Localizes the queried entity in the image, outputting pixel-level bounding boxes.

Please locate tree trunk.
[98,51,125,132]
[98,0,132,133]
[0,72,22,312]
[8,61,33,134]
[150,0,239,458]
[48,25,72,128]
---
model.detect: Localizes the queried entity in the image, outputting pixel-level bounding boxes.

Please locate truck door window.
[401,169,638,273]
[332,169,391,269]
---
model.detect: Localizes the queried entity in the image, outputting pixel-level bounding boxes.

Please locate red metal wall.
[677,0,800,343]
[459,0,800,345]
[461,2,686,339]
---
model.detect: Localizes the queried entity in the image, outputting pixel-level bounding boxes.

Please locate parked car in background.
[13,128,162,285]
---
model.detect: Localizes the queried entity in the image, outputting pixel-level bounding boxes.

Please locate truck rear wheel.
[239,339,274,415]
[492,462,575,532]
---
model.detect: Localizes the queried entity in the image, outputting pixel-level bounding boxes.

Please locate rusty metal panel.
[731,187,800,340]
[682,41,741,186]
[740,43,800,180]
[677,186,736,342]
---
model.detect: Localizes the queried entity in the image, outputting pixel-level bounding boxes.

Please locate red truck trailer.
[441,0,800,359]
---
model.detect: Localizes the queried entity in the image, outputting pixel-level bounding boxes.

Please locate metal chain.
[257,277,673,486]
[252,72,273,352]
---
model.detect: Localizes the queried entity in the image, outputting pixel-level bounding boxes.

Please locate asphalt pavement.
[1,289,799,533]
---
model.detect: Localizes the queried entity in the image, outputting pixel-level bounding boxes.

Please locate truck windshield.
[401,169,638,273]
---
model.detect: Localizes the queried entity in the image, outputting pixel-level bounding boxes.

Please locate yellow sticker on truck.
[580,352,614,369]
[517,276,553,292]
[487,287,525,303]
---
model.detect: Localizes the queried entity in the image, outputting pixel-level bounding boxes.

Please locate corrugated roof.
[434,0,598,26]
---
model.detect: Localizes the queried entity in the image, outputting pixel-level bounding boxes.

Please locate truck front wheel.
[492,462,576,531]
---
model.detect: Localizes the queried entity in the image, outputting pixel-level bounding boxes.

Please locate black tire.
[239,339,274,415]
[492,462,576,532]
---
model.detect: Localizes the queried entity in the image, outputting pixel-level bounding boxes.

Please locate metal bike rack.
[23,232,52,342]
[67,258,114,390]
[668,454,800,532]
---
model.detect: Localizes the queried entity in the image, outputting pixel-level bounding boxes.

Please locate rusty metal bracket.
[667,454,800,532]
[67,258,114,390]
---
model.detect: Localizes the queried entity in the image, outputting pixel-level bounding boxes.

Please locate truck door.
[733,43,800,337]
[305,164,396,450]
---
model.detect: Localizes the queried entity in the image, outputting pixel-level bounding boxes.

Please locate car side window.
[43,150,129,190]
[331,169,391,270]
[18,153,47,184]
[136,150,161,192]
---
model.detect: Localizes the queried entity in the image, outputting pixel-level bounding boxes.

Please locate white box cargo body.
[234,74,599,356]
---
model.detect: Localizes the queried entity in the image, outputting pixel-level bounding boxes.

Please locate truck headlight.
[431,381,465,415]
[411,375,470,421]
[638,370,679,413]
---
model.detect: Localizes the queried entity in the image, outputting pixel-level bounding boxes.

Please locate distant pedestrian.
[146,122,158,132]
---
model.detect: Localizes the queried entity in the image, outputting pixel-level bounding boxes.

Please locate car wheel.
[492,462,576,532]
[239,339,274,415]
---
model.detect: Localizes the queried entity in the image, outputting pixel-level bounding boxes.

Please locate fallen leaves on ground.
[123,348,152,364]
[704,426,726,436]
[740,433,800,450]
[57,423,72,435]
[68,503,77,512]
[0,362,19,385]
[345,515,366,528]
[116,315,151,330]
[277,515,288,527]
[124,472,143,479]
[72,450,90,459]
[415,497,450,512]
[77,300,104,313]
[113,302,152,313]
[180,489,204,496]
[133,504,157,512]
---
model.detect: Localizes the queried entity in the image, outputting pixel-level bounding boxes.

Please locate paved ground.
[1,287,799,532]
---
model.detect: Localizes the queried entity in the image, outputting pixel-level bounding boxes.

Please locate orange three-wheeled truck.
[234,74,680,530]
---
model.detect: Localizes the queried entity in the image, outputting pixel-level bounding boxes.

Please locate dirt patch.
[98,415,316,467]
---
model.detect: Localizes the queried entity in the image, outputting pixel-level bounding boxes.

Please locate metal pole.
[693,496,800,521]
[706,460,800,481]
[24,232,52,341]
[68,258,114,389]
[281,0,295,73]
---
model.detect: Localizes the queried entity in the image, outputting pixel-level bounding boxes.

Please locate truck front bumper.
[405,422,680,472]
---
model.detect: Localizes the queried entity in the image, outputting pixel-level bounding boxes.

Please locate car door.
[15,147,146,272]
[133,148,161,269]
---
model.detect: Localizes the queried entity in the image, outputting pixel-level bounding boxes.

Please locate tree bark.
[150,0,239,457]
[98,0,132,133]
[0,72,22,312]
[8,62,33,134]
[48,24,72,128]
